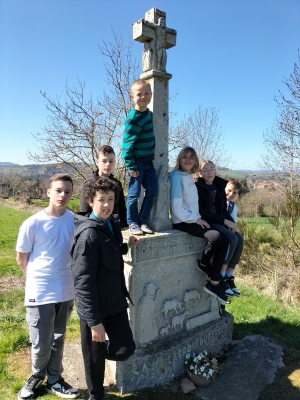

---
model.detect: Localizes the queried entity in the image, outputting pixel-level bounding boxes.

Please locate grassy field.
[0,205,300,399]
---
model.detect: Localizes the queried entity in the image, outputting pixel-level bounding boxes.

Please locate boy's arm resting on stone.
[16,252,30,274]
[71,238,103,327]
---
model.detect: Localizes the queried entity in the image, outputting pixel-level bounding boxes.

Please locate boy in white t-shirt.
[16,174,79,400]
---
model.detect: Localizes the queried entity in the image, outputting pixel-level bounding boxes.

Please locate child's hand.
[128,235,140,248]
[91,324,106,342]
[224,219,238,232]
[196,218,211,229]
[129,171,139,178]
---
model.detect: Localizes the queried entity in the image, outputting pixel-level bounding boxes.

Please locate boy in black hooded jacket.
[71,177,139,400]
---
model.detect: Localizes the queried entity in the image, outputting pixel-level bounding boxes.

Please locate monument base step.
[108,311,233,393]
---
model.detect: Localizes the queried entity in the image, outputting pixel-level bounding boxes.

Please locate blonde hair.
[199,160,215,173]
[131,79,151,93]
[175,147,199,174]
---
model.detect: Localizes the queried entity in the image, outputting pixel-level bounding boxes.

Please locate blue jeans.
[127,161,158,226]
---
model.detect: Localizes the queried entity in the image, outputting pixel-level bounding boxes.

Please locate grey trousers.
[210,223,244,269]
[26,300,74,384]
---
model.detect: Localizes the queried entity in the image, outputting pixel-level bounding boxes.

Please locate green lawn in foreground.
[0,205,32,277]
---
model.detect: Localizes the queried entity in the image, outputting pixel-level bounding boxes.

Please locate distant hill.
[0,162,20,166]
[0,163,78,179]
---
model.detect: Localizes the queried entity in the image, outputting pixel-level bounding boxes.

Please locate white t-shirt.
[227,201,238,222]
[16,209,75,305]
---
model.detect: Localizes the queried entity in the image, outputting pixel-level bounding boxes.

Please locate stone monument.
[107,8,233,394]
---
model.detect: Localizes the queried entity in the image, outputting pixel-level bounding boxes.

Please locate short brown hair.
[48,173,73,189]
[227,179,241,191]
[98,145,115,156]
[131,79,151,92]
[175,147,199,174]
[84,176,117,203]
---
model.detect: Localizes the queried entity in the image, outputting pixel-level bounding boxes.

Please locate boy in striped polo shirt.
[122,79,158,235]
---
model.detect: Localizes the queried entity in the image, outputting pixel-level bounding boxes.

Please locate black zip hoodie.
[70,214,130,327]
[195,176,234,225]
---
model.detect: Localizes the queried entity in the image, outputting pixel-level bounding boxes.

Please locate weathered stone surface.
[194,335,284,400]
[115,313,233,393]
[122,231,220,347]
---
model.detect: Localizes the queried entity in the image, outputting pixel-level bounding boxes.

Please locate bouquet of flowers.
[185,351,218,380]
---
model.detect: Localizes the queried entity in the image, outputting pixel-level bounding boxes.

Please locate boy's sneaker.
[220,277,235,298]
[196,259,212,277]
[129,224,143,235]
[141,224,153,234]
[203,281,230,304]
[46,376,79,398]
[225,276,240,297]
[18,374,44,400]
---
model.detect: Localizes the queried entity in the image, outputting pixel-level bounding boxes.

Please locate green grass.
[0,205,32,277]
[1,206,300,399]
[32,198,80,213]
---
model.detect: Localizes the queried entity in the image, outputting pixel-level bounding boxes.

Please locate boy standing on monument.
[122,79,158,235]
[16,174,79,400]
[80,145,128,228]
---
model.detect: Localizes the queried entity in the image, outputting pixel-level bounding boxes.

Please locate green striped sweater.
[122,108,155,171]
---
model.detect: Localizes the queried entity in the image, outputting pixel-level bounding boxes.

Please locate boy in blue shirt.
[122,79,158,235]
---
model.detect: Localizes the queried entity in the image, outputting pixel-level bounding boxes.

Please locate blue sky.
[0,0,299,169]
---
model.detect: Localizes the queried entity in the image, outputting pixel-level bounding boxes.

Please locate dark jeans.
[209,223,244,269]
[173,222,229,281]
[80,310,135,400]
[127,161,158,225]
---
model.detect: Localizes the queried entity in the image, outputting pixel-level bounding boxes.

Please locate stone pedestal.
[108,230,234,393]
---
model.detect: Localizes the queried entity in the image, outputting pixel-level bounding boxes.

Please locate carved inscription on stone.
[131,234,201,264]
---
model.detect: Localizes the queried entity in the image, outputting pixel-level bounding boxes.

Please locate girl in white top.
[169,147,230,304]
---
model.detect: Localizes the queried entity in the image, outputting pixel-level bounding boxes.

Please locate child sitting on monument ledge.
[80,144,128,228]
[169,147,230,304]
[122,79,158,235]
[196,163,244,298]
[71,177,139,400]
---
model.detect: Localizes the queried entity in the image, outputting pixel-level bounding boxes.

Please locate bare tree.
[28,31,139,181]
[169,106,231,167]
[260,51,300,250]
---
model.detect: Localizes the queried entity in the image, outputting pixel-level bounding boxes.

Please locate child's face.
[130,83,152,111]
[96,152,116,177]
[200,162,216,184]
[179,152,196,174]
[225,184,239,201]
[47,180,72,210]
[89,190,115,220]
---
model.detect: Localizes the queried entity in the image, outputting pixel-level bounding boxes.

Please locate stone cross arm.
[133,19,177,49]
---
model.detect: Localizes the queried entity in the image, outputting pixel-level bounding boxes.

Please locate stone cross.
[133,8,177,231]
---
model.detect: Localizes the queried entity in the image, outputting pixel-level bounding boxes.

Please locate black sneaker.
[18,374,44,400]
[46,376,79,398]
[203,281,230,304]
[196,259,212,277]
[220,276,235,298]
[225,276,240,297]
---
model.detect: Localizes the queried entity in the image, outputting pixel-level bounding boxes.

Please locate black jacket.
[70,214,130,327]
[80,171,128,227]
[195,176,234,225]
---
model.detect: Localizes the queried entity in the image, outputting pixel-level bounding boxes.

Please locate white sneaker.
[129,224,143,235]
[141,224,153,234]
